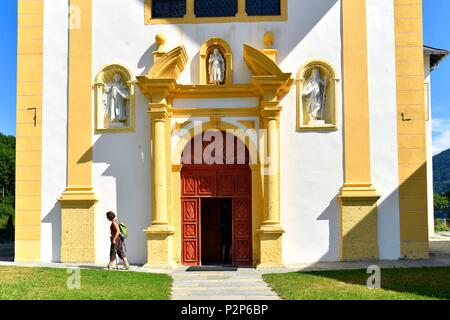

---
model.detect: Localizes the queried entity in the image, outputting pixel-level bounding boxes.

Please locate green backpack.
[118,221,128,240]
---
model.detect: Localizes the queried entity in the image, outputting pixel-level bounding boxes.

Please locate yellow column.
[144,101,176,269]
[15,0,44,262]
[262,107,280,224]
[257,101,284,269]
[394,0,429,259]
[340,0,379,261]
[151,107,169,225]
[58,0,97,263]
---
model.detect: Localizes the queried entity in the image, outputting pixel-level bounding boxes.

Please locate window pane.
[195,0,238,17]
[246,0,281,16]
[152,0,186,18]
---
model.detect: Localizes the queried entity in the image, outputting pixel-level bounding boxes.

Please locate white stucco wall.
[40,0,69,262]
[92,97,151,265]
[366,0,401,259]
[279,1,343,264]
[424,55,435,237]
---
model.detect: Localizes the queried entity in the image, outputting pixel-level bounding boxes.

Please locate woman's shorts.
[110,237,126,261]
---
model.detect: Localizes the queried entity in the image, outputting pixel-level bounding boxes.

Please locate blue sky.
[424,0,450,155]
[0,0,17,137]
[0,1,449,154]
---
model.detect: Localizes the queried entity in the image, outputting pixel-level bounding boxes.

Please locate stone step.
[173,291,278,299]
[171,270,280,301]
[172,287,275,293]
[172,284,271,289]
[172,278,265,283]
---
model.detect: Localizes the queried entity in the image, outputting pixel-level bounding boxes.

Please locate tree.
[434,193,449,218]
[445,190,450,199]
[0,132,15,230]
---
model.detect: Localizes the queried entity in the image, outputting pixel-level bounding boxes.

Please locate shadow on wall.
[90,93,151,265]
[316,162,429,262]
[41,204,61,262]
[138,42,158,76]
[316,194,341,261]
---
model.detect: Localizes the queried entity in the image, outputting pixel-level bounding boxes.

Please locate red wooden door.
[233,197,252,266]
[181,198,200,266]
[180,131,252,266]
[181,168,252,267]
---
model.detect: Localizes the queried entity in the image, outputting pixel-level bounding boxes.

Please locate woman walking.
[106,211,130,270]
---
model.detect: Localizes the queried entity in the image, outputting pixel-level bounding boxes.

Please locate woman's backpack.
[118,221,128,240]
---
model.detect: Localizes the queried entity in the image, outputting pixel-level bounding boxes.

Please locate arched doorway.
[180,131,252,267]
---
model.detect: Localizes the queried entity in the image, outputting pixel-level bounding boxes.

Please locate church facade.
[15,0,434,268]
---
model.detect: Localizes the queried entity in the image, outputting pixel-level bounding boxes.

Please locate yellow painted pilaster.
[58,0,97,263]
[250,164,263,267]
[171,164,183,265]
[144,89,176,269]
[340,0,379,261]
[15,0,44,262]
[257,99,284,269]
[394,0,429,258]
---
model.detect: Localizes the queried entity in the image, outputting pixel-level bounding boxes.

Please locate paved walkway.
[430,232,450,257]
[171,268,280,300]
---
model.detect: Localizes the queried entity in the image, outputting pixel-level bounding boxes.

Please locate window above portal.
[246,0,281,16]
[145,0,287,24]
[195,0,238,18]
[151,0,186,19]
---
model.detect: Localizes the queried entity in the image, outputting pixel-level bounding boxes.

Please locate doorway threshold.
[186,265,238,272]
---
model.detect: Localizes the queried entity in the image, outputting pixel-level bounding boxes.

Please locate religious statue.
[303,68,328,124]
[208,48,225,85]
[104,73,130,125]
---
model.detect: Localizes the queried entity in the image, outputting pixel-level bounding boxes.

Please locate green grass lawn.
[263,267,450,300]
[0,266,172,300]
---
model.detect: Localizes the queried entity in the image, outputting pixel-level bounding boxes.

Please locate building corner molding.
[340,0,379,261]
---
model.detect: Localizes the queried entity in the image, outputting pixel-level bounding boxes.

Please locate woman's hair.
[106,211,116,220]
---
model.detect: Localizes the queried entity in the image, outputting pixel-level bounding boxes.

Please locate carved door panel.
[197,171,217,196]
[182,173,197,196]
[233,197,252,266]
[235,170,251,196]
[181,198,200,266]
[218,171,235,196]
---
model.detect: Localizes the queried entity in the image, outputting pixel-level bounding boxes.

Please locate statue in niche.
[208,48,225,85]
[104,73,130,126]
[303,67,328,125]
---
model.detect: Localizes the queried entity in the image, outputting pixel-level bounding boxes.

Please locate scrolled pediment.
[146,46,188,80]
[243,44,285,77]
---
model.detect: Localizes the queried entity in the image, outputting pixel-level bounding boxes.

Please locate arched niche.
[200,38,233,85]
[296,60,339,131]
[94,64,136,133]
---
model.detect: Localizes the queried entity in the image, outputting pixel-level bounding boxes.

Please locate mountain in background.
[434,148,450,195]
